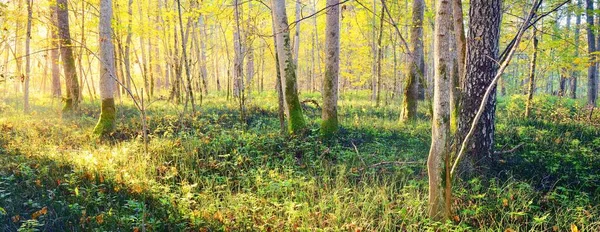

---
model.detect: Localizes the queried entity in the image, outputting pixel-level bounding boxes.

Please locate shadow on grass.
[0,149,190,231]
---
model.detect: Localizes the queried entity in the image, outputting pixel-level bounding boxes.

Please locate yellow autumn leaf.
[32,206,48,219]
[571,224,579,232]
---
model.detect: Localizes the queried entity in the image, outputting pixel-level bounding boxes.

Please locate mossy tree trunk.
[57,0,80,112]
[428,0,452,221]
[93,0,116,136]
[400,0,425,122]
[50,8,62,98]
[272,0,306,135]
[321,0,340,136]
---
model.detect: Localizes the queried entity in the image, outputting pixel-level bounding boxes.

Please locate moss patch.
[93,98,116,137]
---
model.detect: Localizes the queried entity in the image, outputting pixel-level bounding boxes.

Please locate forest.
[0,0,599,230]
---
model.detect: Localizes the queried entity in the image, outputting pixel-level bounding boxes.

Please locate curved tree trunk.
[400,0,425,122]
[456,0,502,176]
[321,0,340,136]
[57,0,80,112]
[94,0,117,136]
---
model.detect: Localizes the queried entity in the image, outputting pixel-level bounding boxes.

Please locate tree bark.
[428,0,452,221]
[93,0,117,136]
[525,29,538,118]
[57,0,80,112]
[400,0,425,122]
[23,0,32,113]
[272,0,306,134]
[321,0,340,136]
[177,0,196,113]
[572,0,582,99]
[560,10,571,97]
[456,0,502,176]
[586,0,597,106]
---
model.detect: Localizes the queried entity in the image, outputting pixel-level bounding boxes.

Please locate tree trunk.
[199,15,209,95]
[177,0,195,113]
[93,0,117,136]
[50,5,62,98]
[525,29,538,118]
[321,0,340,136]
[124,0,133,92]
[400,0,425,122]
[572,0,582,99]
[23,0,32,113]
[375,7,384,108]
[586,0,597,106]
[560,10,571,97]
[57,0,80,112]
[428,0,452,221]
[456,0,502,176]
[272,0,306,134]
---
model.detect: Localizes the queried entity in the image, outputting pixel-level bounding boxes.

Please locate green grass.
[0,91,599,231]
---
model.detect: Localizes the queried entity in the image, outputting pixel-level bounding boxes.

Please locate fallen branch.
[494,143,524,155]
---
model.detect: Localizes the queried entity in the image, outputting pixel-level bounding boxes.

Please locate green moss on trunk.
[62,98,73,113]
[320,117,338,137]
[93,98,116,136]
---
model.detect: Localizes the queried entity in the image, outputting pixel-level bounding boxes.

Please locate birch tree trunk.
[428,0,452,221]
[57,0,80,112]
[525,29,538,118]
[456,0,502,176]
[93,0,117,136]
[272,0,306,134]
[572,0,582,99]
[400,0,425,122]
[451,0,465,131]
[321,0,340,136]
[23,0,32,113]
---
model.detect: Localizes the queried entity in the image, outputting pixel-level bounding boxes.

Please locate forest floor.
[0,91,599,231]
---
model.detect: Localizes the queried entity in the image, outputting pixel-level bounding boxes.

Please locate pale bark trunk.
[451,0,465,131]
[50,6,62,98]
[24,0,32,113]
[572,0,582,99]
[124,0,133,91]
[321,0,340,136]
[428,0,452,221]
[272,0,306,134]
[375,7,384,108]
[93,0,117,136]
[57,0,80,112]
[560,11,571,97]
[177,0,195,113]
[400,0,425,122]
[199,15,209,95]
[525,29,538,118]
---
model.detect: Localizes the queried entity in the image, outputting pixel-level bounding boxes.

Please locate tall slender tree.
[272,0,306,134]
[56,0,80,112]
[93,0,117,136]
[572,0,582,99]
[428,0,452,221]
[525,28,539,118]
[321,0,340,136]
[23,0,32,113]
[585,0,597,106]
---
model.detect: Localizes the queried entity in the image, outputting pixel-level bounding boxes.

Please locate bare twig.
[494,143,525,155]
